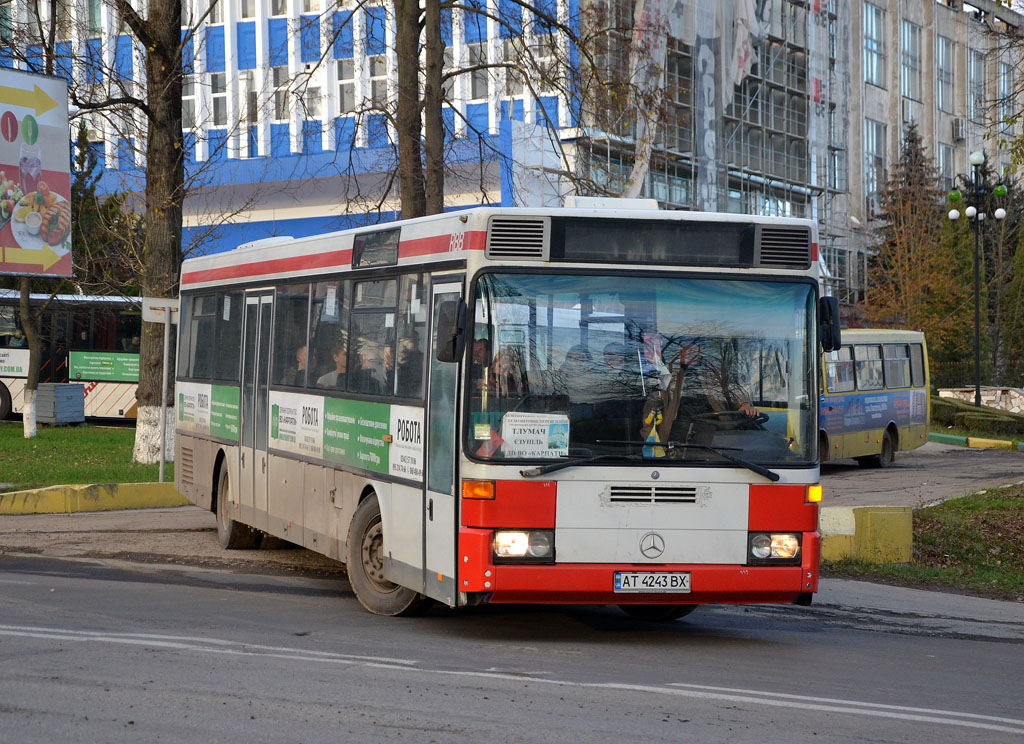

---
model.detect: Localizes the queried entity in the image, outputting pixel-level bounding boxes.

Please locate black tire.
[346,496,429,616]
[215,464,260,549]
[0,382,11,420]
[857,430,895,469]
[618,604,698,622]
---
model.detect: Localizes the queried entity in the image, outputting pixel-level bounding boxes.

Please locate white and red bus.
[0,290,141,420]
[174,203,840,618]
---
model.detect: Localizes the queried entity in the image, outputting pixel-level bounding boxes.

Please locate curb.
[0,483,188,515]
[929,431,1024,451]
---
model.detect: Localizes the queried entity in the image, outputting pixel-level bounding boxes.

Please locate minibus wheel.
[346,495,429,616]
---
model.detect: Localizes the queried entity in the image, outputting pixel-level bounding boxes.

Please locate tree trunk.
[395,0,426,218]
[423,0,444,214]
[131,1,185,464]
[18,277,39,439]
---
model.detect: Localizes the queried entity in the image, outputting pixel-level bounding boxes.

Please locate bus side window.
[271,283,312,387]
[883,343,910,388]
[910,344,925,387]
[394,274,427,398]
[854,344,883,391]
[824,346,854,393]
[309,280,348,390]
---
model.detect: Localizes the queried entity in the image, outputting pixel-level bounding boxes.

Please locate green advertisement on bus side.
[176,381,240,442]
[69,351,139,382]
[323,397,390,475]
[210,385,241,440]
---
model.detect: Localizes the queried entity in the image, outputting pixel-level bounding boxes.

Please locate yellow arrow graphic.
[3,243,63,271]
[0,84,59,116]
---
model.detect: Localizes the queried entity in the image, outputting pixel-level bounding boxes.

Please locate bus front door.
[422,281,462,606]
[240,292,272,531]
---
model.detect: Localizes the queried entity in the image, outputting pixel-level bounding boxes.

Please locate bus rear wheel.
[346,496,428,617]
[618,604,697,622]
[0,382,11,420]
[857,430,895,469]
[215,465,260,549]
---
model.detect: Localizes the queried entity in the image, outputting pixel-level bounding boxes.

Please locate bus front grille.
[608,485,699,504]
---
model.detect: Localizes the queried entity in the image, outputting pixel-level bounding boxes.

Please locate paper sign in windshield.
[500,412,570,458]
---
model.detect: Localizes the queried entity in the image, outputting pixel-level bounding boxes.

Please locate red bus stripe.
[181,248,353,287]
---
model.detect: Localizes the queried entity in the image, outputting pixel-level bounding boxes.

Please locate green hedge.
[953,412,1024,436]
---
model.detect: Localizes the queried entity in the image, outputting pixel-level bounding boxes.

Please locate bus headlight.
[493,530,555,563]
[748,533,801,564]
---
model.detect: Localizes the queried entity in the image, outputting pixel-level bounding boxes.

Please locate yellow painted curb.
[0,483,187,515]
[820,505,913,564]
[966,436,1015,450]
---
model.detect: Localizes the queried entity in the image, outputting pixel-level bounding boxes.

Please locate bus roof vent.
[486,216,550,260]
[754,225,811,269]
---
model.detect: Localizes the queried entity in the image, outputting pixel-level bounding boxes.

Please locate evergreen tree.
[863,121,972,367]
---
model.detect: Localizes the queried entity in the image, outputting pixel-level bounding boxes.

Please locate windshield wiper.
[594,439,780,482]
[520,452,648,477]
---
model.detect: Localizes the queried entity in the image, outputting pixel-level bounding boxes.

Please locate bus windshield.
[467,272,816,466]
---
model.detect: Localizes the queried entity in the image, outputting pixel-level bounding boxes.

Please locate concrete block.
[854,506,913,564]
[0,483,187,515]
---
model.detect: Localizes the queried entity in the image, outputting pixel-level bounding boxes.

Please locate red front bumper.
[458,529,820,605]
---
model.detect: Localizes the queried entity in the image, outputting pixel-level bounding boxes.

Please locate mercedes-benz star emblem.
[639,532,665,559]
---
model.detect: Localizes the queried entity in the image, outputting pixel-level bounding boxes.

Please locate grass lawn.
[823,484,1024,602]
[0,421,172,491]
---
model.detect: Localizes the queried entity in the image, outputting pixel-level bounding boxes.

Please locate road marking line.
[2,624,1022,734]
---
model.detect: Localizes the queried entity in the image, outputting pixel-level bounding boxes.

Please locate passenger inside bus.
[349,339,388,395]
[395,332,423,397]
[281,344,307,387]
[470,337,492,392]
[8,328,26,347]
[316,343,346,388]
[489,346,527,395]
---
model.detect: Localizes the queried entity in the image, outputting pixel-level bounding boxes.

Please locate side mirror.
[818,296,842,352]
[435,298,467,363]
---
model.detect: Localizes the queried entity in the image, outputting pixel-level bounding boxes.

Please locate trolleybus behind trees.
[174,205,840,618]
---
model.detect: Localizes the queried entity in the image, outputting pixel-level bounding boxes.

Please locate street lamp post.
[947,151,1008,408]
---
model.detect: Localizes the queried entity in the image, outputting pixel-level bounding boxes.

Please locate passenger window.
[214,291,244,382]
[271,283,311,387]
[309,281,349,390]
[824,346,854,393]
[854,344,883,390]
[395,274,427,398]
[348,279,397,396]
[910,344,925,387]
[883,343,910,389]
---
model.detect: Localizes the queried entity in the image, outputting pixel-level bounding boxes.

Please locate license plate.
[613,571,691,593]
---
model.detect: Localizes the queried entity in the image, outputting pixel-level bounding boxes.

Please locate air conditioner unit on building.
[952,117,967,142]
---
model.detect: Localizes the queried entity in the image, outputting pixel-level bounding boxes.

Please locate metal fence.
[930,360,1024,391]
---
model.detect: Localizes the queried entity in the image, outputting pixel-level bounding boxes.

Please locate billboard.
[0,68,71,278]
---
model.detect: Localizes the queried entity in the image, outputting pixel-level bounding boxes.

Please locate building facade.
[0,0,1021,312]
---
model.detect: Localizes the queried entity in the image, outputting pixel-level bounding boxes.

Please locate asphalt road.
[821,441,1024,507]
[1,553,1023,743]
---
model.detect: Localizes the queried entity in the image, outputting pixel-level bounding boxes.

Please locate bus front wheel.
[215,465,261,549]
[618,604,697,622]
[857,430,895,469]
[346,496,429,617]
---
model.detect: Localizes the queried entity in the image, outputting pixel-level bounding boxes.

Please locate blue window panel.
[115,35,134,79]
[85,39,103,83]
[207,129,228,162]
[303,121,323,153]
[269,17,289,67]
[441,8,452,45]
[0,50,14,69]
[500,99,523,123]
[25,45,44,73]
[55,42,73,83]
[366,114,387,148]
[183,132,196,165]
[182,31,194,75]
[91,141,106,170]
[365,7,386,55]
[537,96,558,127]
[530,0,557,32]
[466,102,488,133]
[335,116,356,148]
[464,0,486,43]
[116,138,135,170]
[271,123,290,157]
[300,15,320,63]
[237,22,256,69]
[498,0,521,39]
[248,125,259,158]
[205,26,225,73]
[333,11,354,58]
[442,108,456,148]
